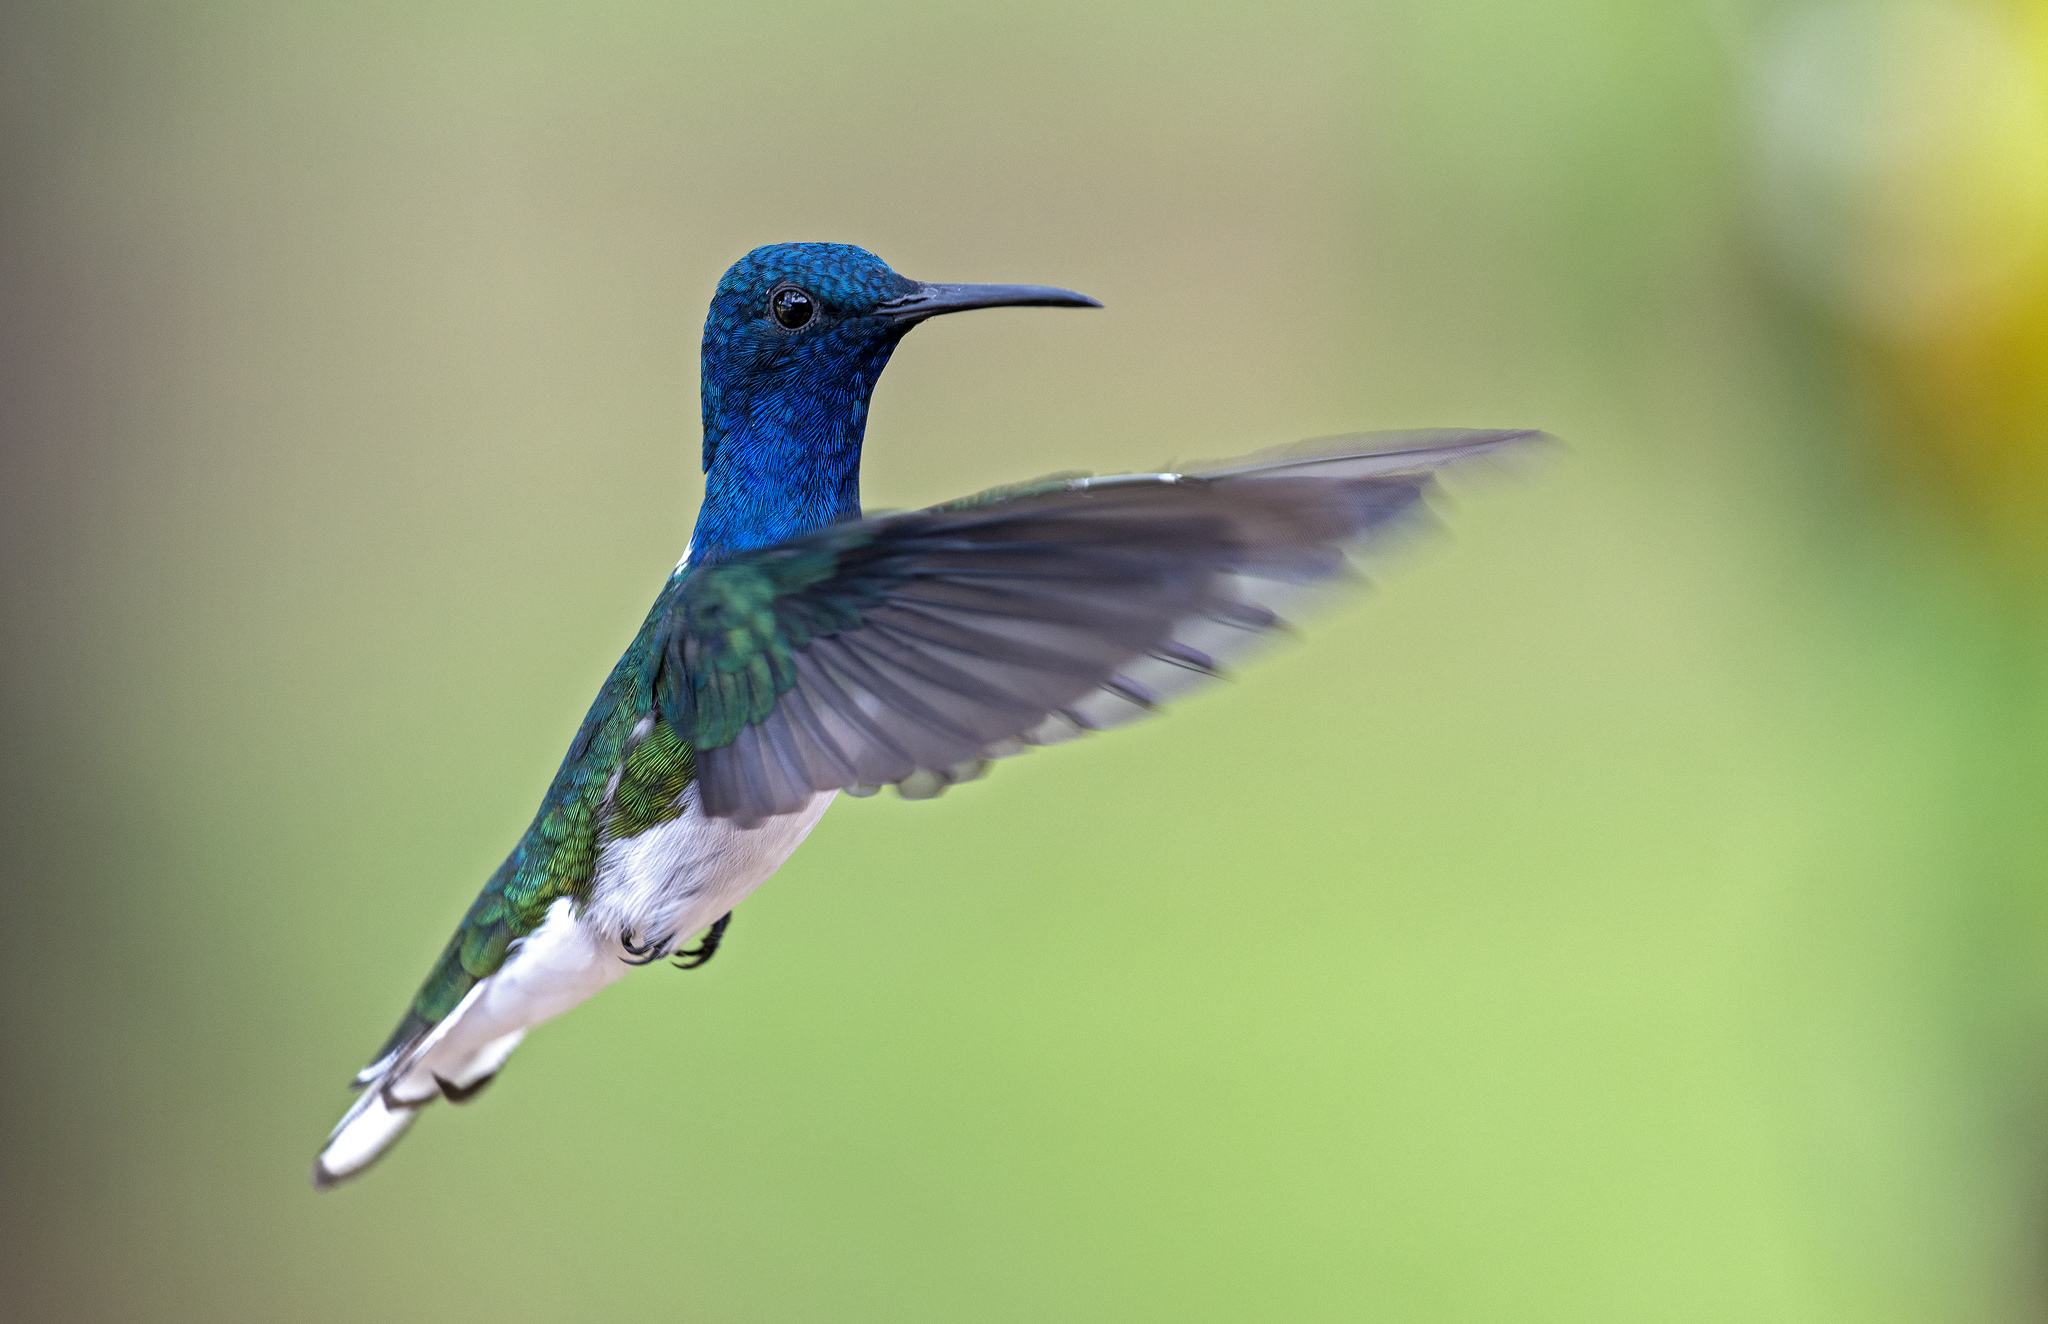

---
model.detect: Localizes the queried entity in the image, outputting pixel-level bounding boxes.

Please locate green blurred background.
[5,1,2048,1320]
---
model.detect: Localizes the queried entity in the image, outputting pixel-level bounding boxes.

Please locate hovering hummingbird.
[313,241,1540,1187]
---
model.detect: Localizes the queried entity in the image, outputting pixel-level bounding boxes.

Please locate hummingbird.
[313,241,1540,1187]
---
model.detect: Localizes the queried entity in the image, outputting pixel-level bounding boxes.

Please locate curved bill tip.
[879,282,1102,323]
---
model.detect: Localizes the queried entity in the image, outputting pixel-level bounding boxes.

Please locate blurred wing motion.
[657,428,1544,826]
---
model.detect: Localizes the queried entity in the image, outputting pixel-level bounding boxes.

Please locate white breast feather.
[583,782,836,953]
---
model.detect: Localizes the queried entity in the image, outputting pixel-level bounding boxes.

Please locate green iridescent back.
[367,583,695,1067]
[364,479,1041,1069]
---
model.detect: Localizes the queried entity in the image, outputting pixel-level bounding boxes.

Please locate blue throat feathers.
[681,241,1099,564]
[690,347,895,559]
[687,243,921,563]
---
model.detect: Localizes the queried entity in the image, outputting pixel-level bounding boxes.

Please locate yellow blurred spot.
[1753,0,2048,548]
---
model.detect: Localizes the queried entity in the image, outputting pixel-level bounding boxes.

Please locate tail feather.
[438,1030,525,1101]
[312,1028,530,1187]
[313,898,622,1189]
[312,1083,424,1189]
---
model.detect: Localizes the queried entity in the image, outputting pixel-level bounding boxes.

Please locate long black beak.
[877,282,1101,325]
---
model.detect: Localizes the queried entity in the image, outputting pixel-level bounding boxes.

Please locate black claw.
[619,929,673,966]
[672,913,732,970]
[435,1072,497,1104]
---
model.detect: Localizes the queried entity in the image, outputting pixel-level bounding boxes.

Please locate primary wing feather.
[656,428,1543,826]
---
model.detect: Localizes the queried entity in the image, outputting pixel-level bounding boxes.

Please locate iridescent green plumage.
[379,472,1139,1064]
[371,588,692,1061]
[364,434,1528,1070]
[368,534,892,1066]
[319,240,1537,1197]
[322,244,1140,1189]
[656,526,877,752]
[610,716,697,837]
[368,537,877,1064]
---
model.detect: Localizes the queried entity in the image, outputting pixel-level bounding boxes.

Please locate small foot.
[619,929,674,966]
[672,913,732,970]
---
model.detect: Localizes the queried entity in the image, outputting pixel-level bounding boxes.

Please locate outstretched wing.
[654,429,1543,827]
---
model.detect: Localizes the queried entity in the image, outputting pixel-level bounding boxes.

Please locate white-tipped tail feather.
[312,898,622,1188]
[313,1088,422,1187]
[313,793,837,1188]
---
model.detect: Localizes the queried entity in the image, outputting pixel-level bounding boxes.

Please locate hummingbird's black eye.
[770,286,816,329]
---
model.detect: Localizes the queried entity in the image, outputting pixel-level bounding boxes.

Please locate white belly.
[318,763,836,1185]
[388,786,834,1099]
[582,783,837,953]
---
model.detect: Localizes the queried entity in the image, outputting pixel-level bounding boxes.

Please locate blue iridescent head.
[690,242,1098,563]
